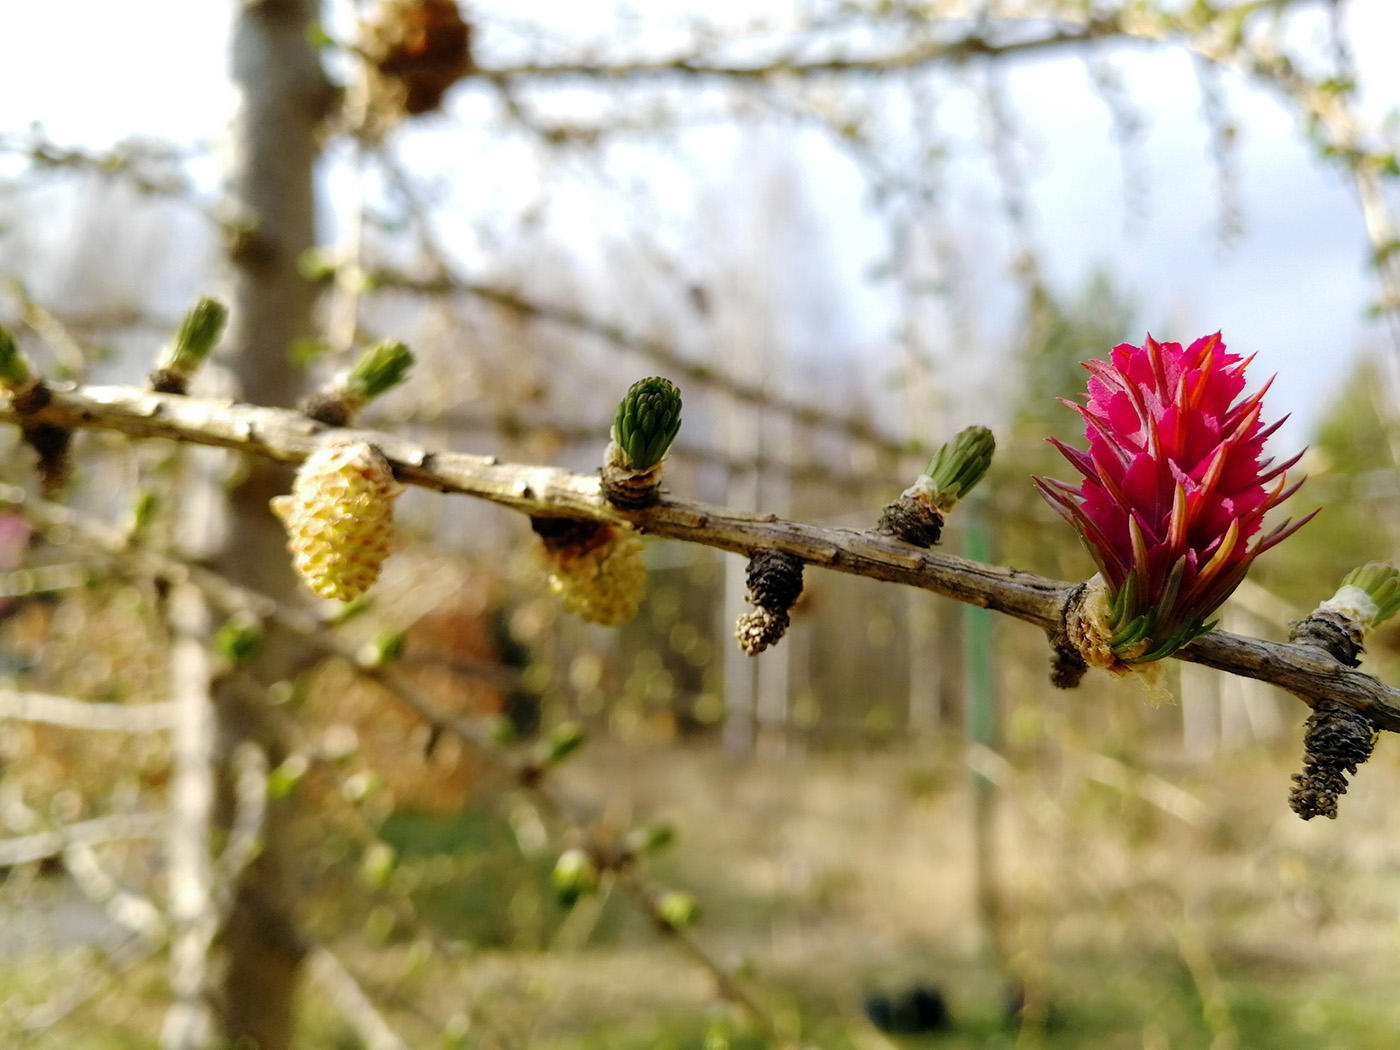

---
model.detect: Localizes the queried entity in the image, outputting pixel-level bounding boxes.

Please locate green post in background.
[963,498,1005,964]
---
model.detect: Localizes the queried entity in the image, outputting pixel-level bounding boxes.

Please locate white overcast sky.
[1,1,1398,439]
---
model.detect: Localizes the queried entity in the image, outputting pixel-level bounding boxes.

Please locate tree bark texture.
[202,1,331,1047]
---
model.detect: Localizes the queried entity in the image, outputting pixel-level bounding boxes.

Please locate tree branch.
[5,382,1399,730]
[0,814,165,868]
[475,4,1311,85]
[369,271,915,456]
[0,691,176,732]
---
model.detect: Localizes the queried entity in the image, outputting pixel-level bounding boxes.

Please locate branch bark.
[6,382,1400,730]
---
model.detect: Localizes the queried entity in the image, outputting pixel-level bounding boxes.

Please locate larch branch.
[5,382,1400,730]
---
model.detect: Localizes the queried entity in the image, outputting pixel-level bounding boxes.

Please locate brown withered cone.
[877,497,943,548]
[1289,609,1364,668]
[24,424,72,498]
[735,550,804,656]
[1289,702,1376,820]
[364,0,474,118]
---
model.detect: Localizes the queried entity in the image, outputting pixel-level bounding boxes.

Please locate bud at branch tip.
[603,377,682,509]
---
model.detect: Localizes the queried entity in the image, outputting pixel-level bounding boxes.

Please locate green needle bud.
[485,714,517,747]
[267,754,310,799]
[612,377,682,471]
[552,847,601,908]
[150,297,227,393]
[214,613,264,667]
[357,629,406,669]
[919,425,996,512]
[171,297,227,369]
[301,340,415,426]
[543,721,586,765]
[360,842,397,888]
[625,822,677,856]
[344,340,414,406]
[1332,563,1400,630]
[655,890,699,929]
[0,326,34,392]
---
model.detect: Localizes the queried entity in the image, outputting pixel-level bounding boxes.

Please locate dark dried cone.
[877,496,943,548]
[1289,610,1364,668]
[299,391,356,428]
[23,424,72,497]
[746,549,804,612]
[1048,582,1090,688]
[1049,643,1089,689]
[735,550,804,655]
[1289,702,1376,820]
[369,0,474,117]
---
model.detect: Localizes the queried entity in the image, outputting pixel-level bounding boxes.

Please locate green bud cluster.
[626,822,676,855]
[552,847,601,908]
[655,890,699,929]
[214,613,264,667]
[150,297,227,393]
[301,340,416,426]
[1337,563,1400,630]
[0,326,35,393]
[612,377,682,471]
[357,628,406,669]
[920,425,996,512]
[543,721,586,765]
[344,340,415,406]
[169,297,227,371]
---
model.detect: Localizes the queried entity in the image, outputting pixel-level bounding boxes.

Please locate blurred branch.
[6,281,96,380]
[161,581,220,1050]
[0,132,219,225]
[22,494,797,1045]
[372,407,892,496]
[11,829,181,1035]
[213,741,270,910]
[15,933,163,1036]
[306,944,411,1050]
[368,270,916,455]
[6,381,1400,730]
[475,9,1225,84]
[0,813,164,867]
[63,842,167,944]
[612,866,796,1048]
[0,691,176,732]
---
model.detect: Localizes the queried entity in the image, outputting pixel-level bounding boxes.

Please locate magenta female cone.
[1035,333,1315,667]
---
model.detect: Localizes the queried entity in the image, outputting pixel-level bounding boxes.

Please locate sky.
[1,1,1397,444]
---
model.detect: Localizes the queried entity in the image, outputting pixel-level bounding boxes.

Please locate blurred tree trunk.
[202,1,331,1047]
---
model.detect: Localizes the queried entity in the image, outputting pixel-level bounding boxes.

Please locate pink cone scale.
[1034,333,1316,664]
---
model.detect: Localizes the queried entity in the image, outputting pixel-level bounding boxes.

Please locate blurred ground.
[5,725,1400,1049]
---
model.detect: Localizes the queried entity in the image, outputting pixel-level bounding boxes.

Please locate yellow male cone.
[271,441,403,601]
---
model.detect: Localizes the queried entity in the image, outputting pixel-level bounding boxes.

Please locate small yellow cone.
[538,521,646,626]
[271,441,403,601]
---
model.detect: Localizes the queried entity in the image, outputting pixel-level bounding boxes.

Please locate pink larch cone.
[1034,333,1316,664]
